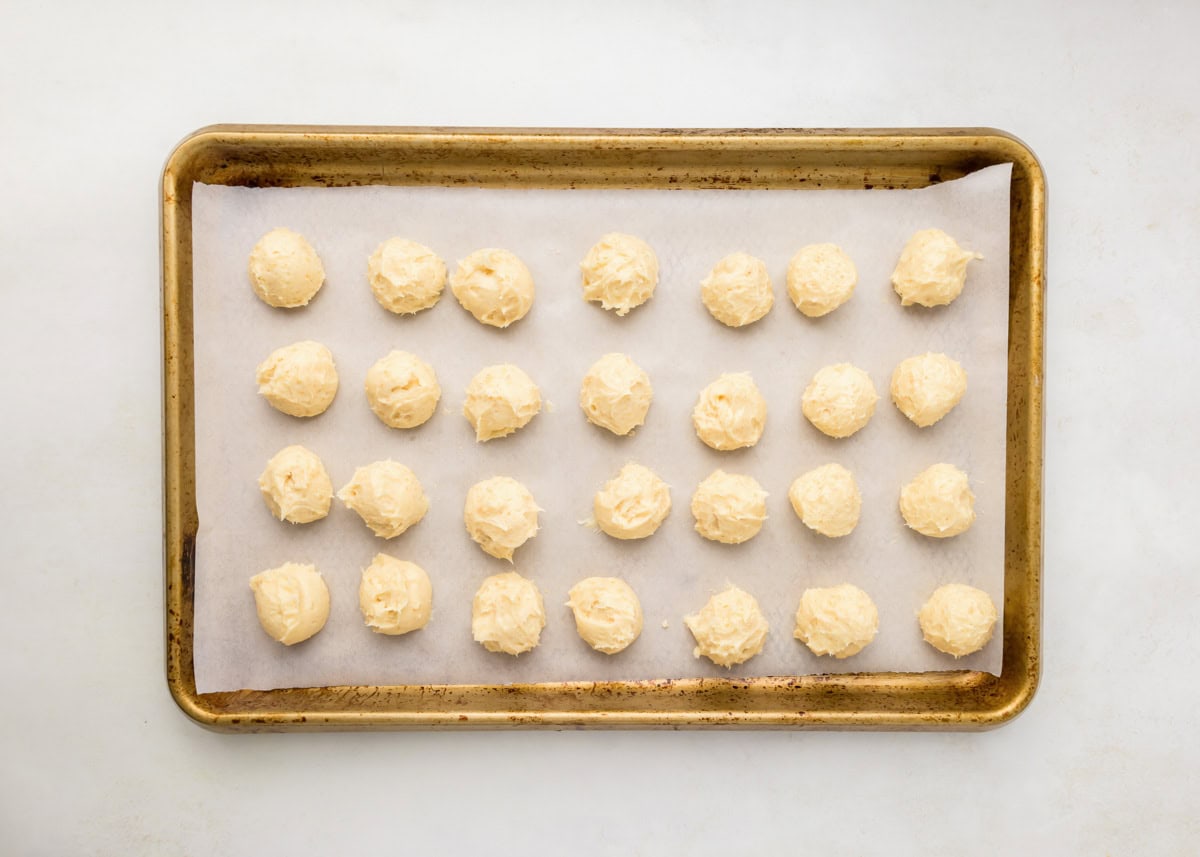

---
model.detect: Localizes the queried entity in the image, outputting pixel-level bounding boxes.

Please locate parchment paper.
[191,163,1011,693]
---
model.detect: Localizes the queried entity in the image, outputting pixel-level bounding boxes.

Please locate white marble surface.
[1,1,1197,853]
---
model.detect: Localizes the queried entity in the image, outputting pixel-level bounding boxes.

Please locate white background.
[1,1,1196,854]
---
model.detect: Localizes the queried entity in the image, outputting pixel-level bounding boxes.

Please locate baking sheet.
[191,164,1011,693]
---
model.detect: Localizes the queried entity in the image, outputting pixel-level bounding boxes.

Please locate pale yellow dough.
[593,462,671,540]
[358,554,432,636]
[472,571,546,656]
[891,228,982,307]
[684,586,769,668]
[450,248,535,328]
[801,363,878,438]
[249,563,330,646]
[786,243,857,317]
[891,352,968,427]
[255,340,339,418]
[248,227,325,308]
[692,372,767,451]
[900,463,976,538]
[919,584,997,657]
[463,364,541,441]
[580,232,659,316]
[464,476,540,560]
[367,238,446,315]
[258,445,332,525]
[579,353,653,436]
[566,577,643,655]
[701,252,774,327]
[690,470,767,545]
[793,584,879,659]
[338,460,429,539]
[365,350,441,429]
[788,463,861,538]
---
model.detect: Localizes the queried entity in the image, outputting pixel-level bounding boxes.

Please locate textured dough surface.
[801,363,878,438]
[579,352,653,436]
[566,577,643,655]
[690,470,768,544]
[337,460,429,539]
[891,352,968,427]
[463,363,541,441]
[788,463,861,538]
[247,227,325,308]
[684,586,769,668]
[255,340,339,418]
[472,571,546,655]
[358,554,433,636]
[793,584,879,658]
[593,462,671,540]
[249,563,330,645]
[891,228,981,307]
[919,583,997,656]
[786,243,857,317]
[692,372,767,451]
[258,444,333,525]
[367,238,446,315]
[365,350,441,429]
[450,248,535,327]
[580,232,659,316]
[900,463,976,538]
[464,476,540,560]
[700,252,774,327]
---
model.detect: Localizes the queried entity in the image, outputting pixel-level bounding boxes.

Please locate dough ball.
[338,460,429,539]
[367,238,446,315]
[891,228,982,307]
[255,340,339,418]
[247,227,325,308]
[579,353,653,436]
[690,470,768,545]
[358,554,432,636]
[684,585,769,668]
[701,252,774,327]
[801,363,878,438]
[472,571,546,655]
[450,248,535,328]
[788,463,861,538]
[891,352,968,427]
[249,563,330,646]
[580,232,659,316]
[793,584,879,659]
[900,463,976,538]
[786,243,857,317]
[566,577,643,655]
[692,372,767,451]
[365,350,441,429]
[919,584,998,657]
[258,445,333,525]
[463,364,542,442]
[464,476,540,560]
[593,462,671,540]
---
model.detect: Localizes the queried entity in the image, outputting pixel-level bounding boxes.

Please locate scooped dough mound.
[690,470,768,544]
[801,363,878,438]
[788,463,861,538]
[367,238,446,315]
[365,350,441,429]
[786,243,857,317]
[472,571,546,655]
[566,577,643,655]
[899,463,976,538]
[255,340,339,418]
[464,476,540,560]
[580,232,659,316]
[463,364,541,441]
[593,462,671,540]
[338,460,429,539]
[248,227,325,308]
[684,585,769,668]
[891,228,982,307]
[919,584,998,657]
[701,252,774,327]
[891,352,968,427]
[692,372,767,451]
[793,584,879,659]
[258,445,333,525]
[450,248,535,328]
[249,563,330,646]
[358,554,433,636]
[579,353,653,436]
